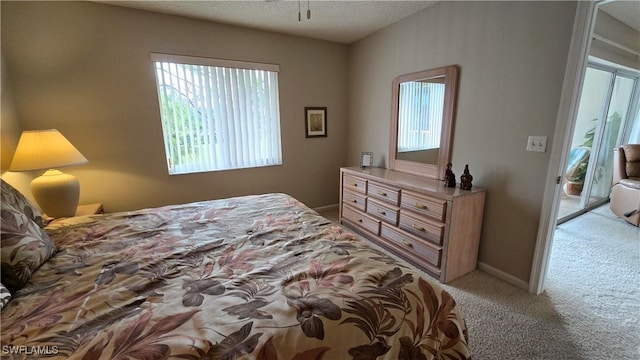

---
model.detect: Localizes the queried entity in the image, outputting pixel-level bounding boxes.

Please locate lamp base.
[31,169,80,218]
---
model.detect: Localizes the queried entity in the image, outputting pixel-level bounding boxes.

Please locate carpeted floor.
[320,205,640,359]
[542,205,639,359]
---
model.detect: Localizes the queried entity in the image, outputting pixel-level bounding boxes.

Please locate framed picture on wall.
[305,107,327,138]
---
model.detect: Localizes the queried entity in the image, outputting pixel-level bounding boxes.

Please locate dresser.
[339,167,485,283]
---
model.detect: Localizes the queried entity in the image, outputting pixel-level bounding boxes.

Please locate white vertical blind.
[151,54,282,174]
[397,81,445,152]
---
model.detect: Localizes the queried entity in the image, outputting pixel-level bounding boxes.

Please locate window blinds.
[397,82,445,152]
[151,54,282,174]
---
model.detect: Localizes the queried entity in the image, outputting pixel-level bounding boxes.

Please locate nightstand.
[75,203,104,216]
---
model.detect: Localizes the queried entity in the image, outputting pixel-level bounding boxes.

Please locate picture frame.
[305,107,327,138]
[360,152,373,168]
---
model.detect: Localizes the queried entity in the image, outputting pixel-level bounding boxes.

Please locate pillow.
[1,204,56,292]
[1,179,46,227]
[0,283,10,311]
[623,144,640,179]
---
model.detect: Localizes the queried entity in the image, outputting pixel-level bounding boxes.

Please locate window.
[151,53,282,175]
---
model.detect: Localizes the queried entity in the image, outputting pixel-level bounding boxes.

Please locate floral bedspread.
[1,193,469,359]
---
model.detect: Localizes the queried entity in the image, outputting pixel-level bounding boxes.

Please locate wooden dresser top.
[341,167,485,200]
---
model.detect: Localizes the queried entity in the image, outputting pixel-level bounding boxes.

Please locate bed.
[0,180,469,359]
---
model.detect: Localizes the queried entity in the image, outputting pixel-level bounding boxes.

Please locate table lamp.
[9,129,88,218]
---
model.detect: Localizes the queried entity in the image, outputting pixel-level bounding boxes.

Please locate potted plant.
[564,121,595,195]
[565,160,588,195]
[564,112,621,196]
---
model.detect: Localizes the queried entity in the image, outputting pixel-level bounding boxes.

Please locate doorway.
[557,61,639,223]
[529,0,640,295]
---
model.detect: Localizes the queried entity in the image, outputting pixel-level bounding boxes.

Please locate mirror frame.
[389,65,459,179]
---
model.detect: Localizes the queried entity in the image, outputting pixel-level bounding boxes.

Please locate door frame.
[528,1,600,295]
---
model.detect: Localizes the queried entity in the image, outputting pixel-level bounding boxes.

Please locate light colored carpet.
[320,205,640,359]
[543,205,639,359]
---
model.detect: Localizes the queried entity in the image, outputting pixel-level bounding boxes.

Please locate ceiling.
[93,0,438,44]
[93,1,638,45]
[599,1,640,32]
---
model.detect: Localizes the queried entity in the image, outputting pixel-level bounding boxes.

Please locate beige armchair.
[610,144,640,226]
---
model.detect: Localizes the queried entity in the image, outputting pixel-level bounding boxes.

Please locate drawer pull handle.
[412,224,426,232]
[415,203,428,210]
[401,239,413,248]
[378,191,387,197]
[377,209,386,215]
[351,199,358,203]
[352,183,359,187]
[357,218,363,223]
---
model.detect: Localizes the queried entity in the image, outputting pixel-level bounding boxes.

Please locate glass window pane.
[588,75,636,205]
[152,57,282,175]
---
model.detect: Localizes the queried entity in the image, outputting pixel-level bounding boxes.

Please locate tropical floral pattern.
[0,283,10,311]
[1,204,56,292]
[1,180,47,227]
[0,193,469,359]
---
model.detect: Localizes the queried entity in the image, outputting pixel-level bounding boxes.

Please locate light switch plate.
[527,136,547,152]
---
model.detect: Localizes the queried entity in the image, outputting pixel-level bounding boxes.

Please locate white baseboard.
[477,261,529,291]
[313,203,339,213]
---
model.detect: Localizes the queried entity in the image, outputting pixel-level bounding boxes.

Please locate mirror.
[389,65,459,179]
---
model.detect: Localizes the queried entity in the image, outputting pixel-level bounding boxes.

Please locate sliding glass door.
[558,62,639,222]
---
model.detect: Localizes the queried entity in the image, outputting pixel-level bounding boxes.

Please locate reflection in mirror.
[396,76,445,165]
[389,65,458,179]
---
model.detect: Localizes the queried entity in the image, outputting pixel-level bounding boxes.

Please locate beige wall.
[348,1,577,283]
[0,54,36,204]
[1,57,21,170]
[1,1,348,212]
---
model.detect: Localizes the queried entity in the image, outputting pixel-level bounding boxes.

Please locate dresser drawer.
[368,181,400,206]
[401,190,447,222]
[366,198,399,225]
[342,205,380,235]
[342,189,366,212]
[340,167,485,284]
[399,211,444,245]
[380,224,441,268]
[343,174,367,194]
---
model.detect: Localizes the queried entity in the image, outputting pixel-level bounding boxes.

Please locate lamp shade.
[9,129,88,171]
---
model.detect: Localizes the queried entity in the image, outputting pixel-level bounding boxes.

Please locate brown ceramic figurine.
[460,164,473,190]
[444,163,456,188]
